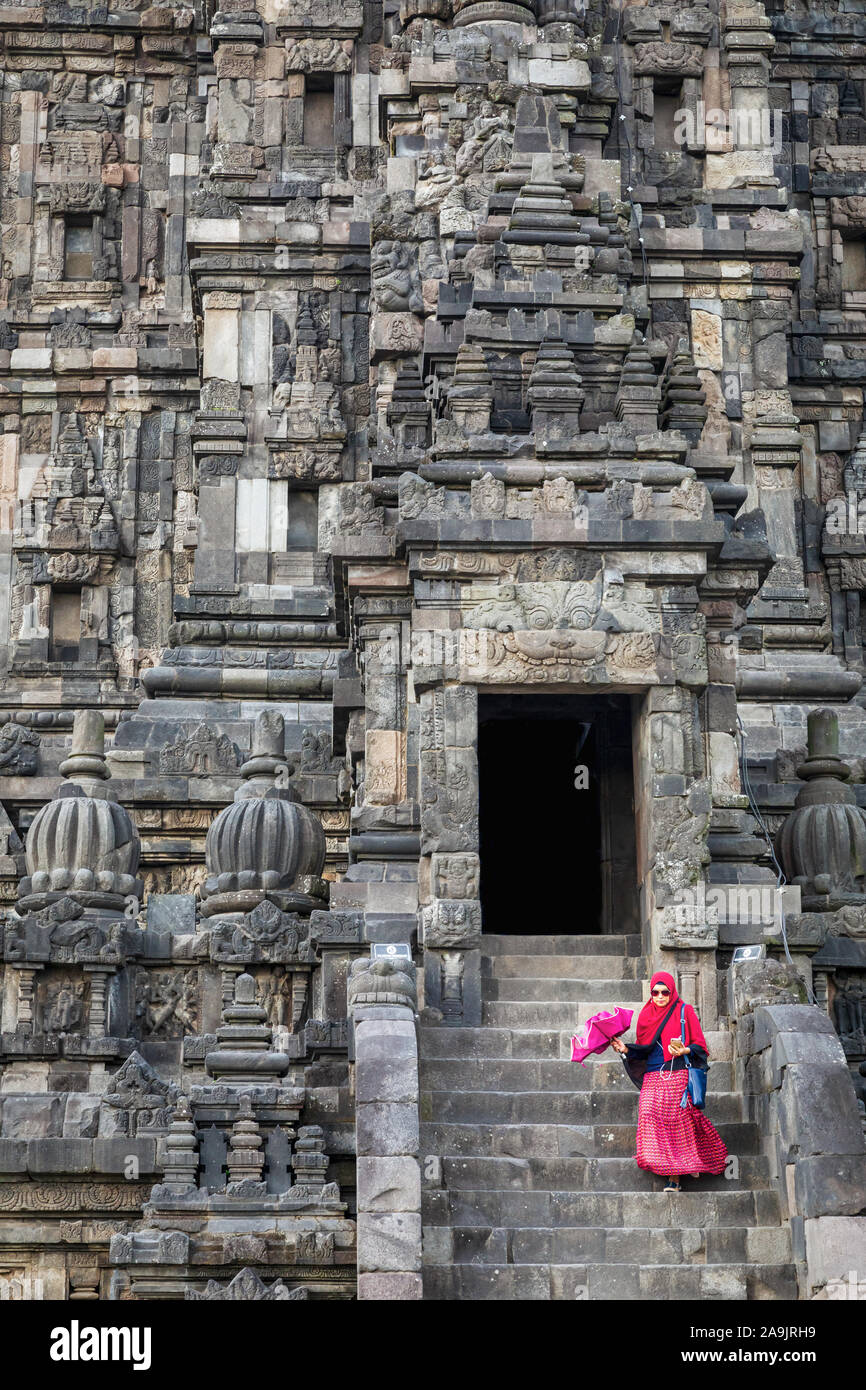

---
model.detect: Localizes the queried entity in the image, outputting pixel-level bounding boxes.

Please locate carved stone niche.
[135,967,200,1041]
[0,723,40,776]
[421,899,482,949]
[251,962,312,1034]
[423,946,481,1027]
[830,970,866,1062]
[830,196,866,231]
[39,969,89,1035]
[158,721,240,776]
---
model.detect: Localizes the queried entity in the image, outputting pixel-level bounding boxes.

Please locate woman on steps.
[611,971,728,1193]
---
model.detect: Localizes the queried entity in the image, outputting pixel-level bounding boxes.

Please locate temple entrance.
[477,693,639,935]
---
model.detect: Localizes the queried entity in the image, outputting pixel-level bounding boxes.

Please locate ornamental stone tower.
[0,0,865,1302]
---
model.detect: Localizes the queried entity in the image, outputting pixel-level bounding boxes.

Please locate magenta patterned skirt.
[635,1069,728,1177]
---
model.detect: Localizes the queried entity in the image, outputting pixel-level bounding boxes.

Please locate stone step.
[483,999,661,1028]
[421,1088,746,1126]
[438,1154,768,1192]
[418,1026,733,1062]
[422,1223,792,1268]
[482,977,647,1003]
[420,1057,735,1093]
[421,1262,798,1301]
[482,954,646,981]
[420,1120,759,1160]
[481,935,643,956]
[421,1186,783,1230]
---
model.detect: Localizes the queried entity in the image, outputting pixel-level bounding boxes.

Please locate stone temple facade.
[0,0,866,1303]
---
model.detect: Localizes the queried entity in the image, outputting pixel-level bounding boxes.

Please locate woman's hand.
[668,1039,690,1057]
[610,1037,627,1054]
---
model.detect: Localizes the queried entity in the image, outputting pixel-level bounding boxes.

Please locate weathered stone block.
[358,1211,422,1272]
[355,1022,418,1105]
[2,1095,62,1139]
[751,1004,836,1053]
[794,1155,866,1219]
[356,1155,421,1212]
[357,1272,422,1299]
[776,1064,865,1160]
[356,1101,419,1156]
[805,1216,866,1291]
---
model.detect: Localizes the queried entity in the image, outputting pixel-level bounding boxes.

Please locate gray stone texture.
[1,0,866,1308]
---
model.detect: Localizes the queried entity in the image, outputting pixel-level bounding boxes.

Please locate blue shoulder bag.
[679,1003,707,1110]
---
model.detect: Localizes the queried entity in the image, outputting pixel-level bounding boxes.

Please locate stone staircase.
[420,934,798,1300]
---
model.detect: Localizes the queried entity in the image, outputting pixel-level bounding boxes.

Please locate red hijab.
[635,971,709,1054]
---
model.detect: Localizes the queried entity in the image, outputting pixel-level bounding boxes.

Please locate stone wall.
[2,0,866,1300]
[735,998,866,1298]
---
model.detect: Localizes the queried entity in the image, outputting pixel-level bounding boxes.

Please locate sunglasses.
[651,988,670,996]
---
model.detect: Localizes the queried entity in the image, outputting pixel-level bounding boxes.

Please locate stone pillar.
[349,955,422,1299]
[637,686,718,1027]
[84,967,110,1038]
[418,685,481,1025]
[14,966,40,1033]
[363,624,407,807]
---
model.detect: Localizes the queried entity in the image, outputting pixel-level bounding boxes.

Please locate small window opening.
[842,237,866,293]
[49,589,81,662]
[64,217,94,281]
[654,83,684,154]
[303,75,335,148]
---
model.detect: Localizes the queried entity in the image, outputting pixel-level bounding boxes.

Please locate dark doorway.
[478,693,639,935]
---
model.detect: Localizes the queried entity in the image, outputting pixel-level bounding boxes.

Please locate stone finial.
[840,79,863,117]
[226,1093,265,1188]
[776,709,866,910]
[615,331,661,434]
[205,971,290,1080]
[295,303,318,346]
[239,710,288,787]
[527,331,584,439]
[58,710,109,786]
[659,337,707,444]
[447,342,494,435]
[291,1125,329,1189]
[18,708,142,911]
[503,167,582,247]
[160,1095,199,1195]
[387,357,430,451]
[201,708,325,916]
